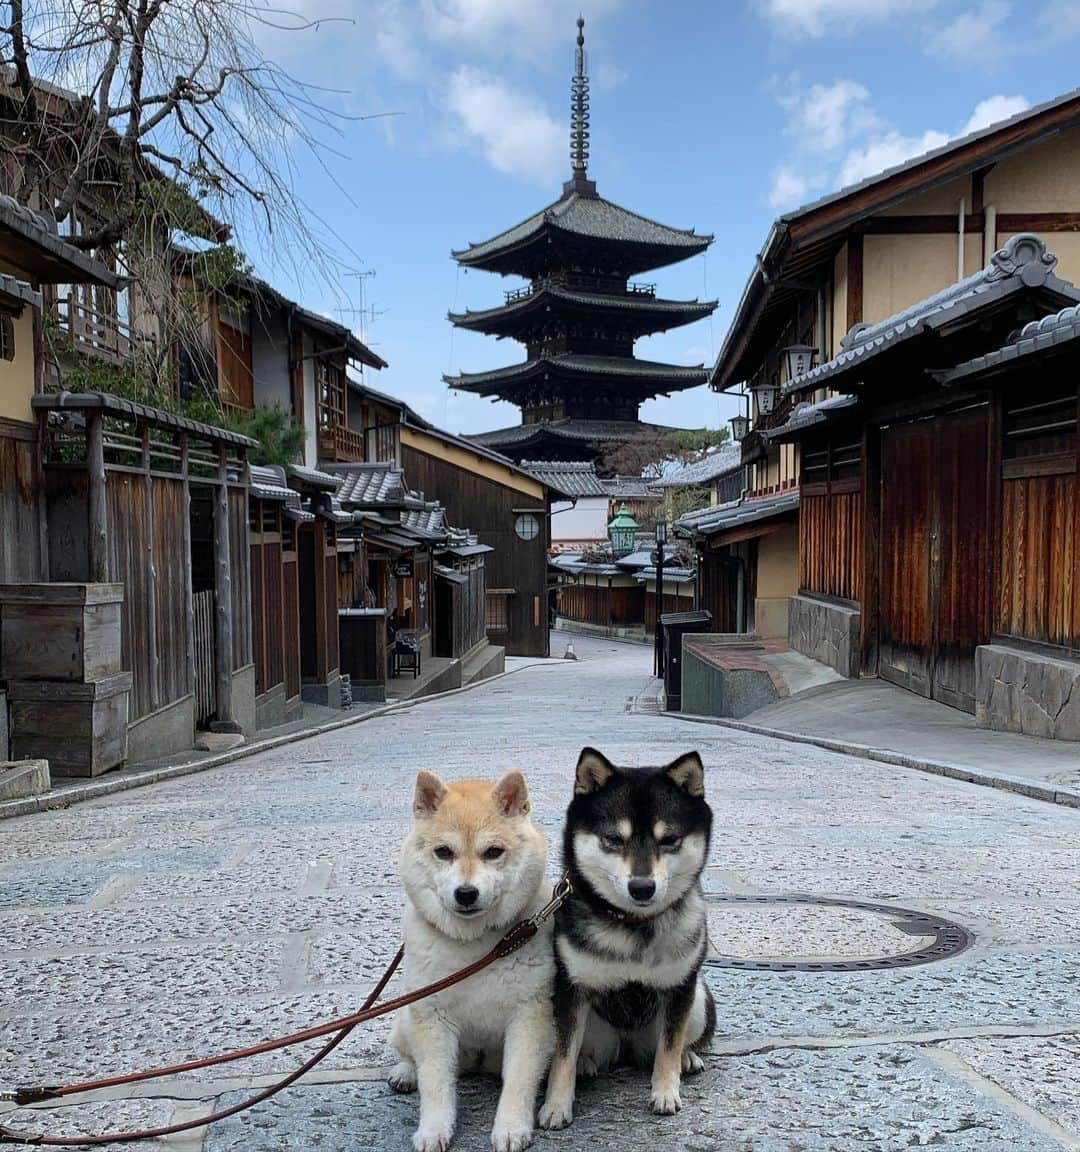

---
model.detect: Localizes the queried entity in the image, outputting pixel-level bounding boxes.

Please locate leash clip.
[531,874,573,928]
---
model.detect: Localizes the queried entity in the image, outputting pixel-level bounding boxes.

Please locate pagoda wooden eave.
[448,285,717,339]
[443,354,708,398]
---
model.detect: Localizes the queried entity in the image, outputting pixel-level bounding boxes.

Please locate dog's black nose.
[455,885,479,907]
[628,877,656,903]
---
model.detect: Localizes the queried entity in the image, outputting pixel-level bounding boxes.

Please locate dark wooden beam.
[87,412,108,584]
[213,442,236,728]
[971,166,990,215]
[996,212,1080,233]
[846,235,864,331]
[859,421,880,677]
[142,423,160,713]
[181,433,196,700]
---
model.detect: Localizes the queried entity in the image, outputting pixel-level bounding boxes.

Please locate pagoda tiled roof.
[468,418,678,449]
[449,285,716,334]
[452,189,712,272]
[445,354,707,394]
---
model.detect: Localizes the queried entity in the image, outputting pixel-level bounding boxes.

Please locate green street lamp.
[607,502,639,558]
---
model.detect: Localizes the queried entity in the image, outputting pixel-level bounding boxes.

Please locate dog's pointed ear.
[575,747,616,795]
[665,751,705,798]
[414,770,447,818]
[493,770,530,817]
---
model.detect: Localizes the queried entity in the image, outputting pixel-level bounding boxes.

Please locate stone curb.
[648,707,1080,811]
[0,659,569,822]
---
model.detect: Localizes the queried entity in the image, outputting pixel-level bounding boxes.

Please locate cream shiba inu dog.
[390,769,555,1152]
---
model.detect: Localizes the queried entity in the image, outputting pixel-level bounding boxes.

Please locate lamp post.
[654,517,667,679]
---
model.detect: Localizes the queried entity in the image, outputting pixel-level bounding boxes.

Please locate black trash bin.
[660,610,712,712]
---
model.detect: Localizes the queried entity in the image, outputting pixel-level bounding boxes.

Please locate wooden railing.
[318,419,399,464]
[54,293,137,363]
[503,275,657,303]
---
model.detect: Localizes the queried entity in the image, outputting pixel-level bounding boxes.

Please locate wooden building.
[773,234,1080,738]
[342,380,553,657]
[445,19,715,467]
[32,392,256,766]
[705,87,1080,642]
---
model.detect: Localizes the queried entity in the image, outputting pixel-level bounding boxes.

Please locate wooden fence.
[193,590,216,723]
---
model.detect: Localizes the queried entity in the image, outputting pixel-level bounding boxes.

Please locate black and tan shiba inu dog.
[539,748,715,1129]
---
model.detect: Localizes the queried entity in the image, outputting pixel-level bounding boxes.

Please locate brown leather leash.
[0,877,572,1148]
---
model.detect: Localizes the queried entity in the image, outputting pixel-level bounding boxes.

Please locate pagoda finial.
[570,16,590,177]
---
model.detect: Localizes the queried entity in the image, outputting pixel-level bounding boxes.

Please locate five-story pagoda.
[446,18,716,469]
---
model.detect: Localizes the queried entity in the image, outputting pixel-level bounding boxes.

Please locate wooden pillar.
[36,407,50,578]
[181,434,196,699]
[87,411,108,583]
[142,423,160,712]
[846,234,864,332]
[860,422,881,677]
[214,442,236,728]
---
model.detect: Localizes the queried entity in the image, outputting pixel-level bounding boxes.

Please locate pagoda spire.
[565,17,597,197]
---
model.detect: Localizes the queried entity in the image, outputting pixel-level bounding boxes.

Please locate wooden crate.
[7,672,132,777]
[0,583,124,683]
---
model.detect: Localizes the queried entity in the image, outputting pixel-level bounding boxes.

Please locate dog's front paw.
[682,1050,705,1075]
[389,1060,418,1093]
[577,1052,601,1079]
[413,1124,454,1152]
[491,1121,534,1152]
[650,1084,682,1115]
[537,1096,574,1130]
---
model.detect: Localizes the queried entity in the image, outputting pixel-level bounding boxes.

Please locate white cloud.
[763,0,938,37]
[927,1,1010,62]
[769,164,817,209]
[839,128,951,185]
[769,80,1031,204]
[446,66,564,185]
[421,0,621,57]
[783,79,877,152]
[1038,0,1080,36]
[962,93,1030,134]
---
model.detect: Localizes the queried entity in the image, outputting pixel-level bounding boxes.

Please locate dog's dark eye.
[483,846,505,861]
[601,834,625,851]
[658,835,683,851]
[433,846,455,861]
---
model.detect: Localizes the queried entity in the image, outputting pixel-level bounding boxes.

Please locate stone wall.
[975,644,1080,741]
[788,594,861,679]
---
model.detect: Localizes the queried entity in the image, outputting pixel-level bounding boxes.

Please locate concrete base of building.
[0,689,8,760]
[233,664,256,738]
[0,759,50,801]
[754,597,791,640]
[462,640,505,686]
[255,685,291,730]
[680,635,789,719]
[127,694,195,765]
[975,643,1080,741]
[788,594,862,678]
[302,673,343,710]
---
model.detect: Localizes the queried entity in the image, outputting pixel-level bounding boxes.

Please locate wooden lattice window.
[317,358,346,431]
[0,313,14,361]
[486,589,513,633]
[801,433,861,494]
[1003,382,1077,475]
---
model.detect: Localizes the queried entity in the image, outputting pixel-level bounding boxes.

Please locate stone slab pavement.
[2,632,1080,1150]
[675,676,1080,806]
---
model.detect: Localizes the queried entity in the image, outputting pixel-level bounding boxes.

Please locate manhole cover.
[704,894,972,972]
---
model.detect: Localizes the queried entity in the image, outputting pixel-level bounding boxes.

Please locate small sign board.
[393,558,415,578]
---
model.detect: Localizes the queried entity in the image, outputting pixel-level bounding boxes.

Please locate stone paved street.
[4,635,1080,1150]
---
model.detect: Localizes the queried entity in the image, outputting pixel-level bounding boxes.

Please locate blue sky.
[248,0,1080,438]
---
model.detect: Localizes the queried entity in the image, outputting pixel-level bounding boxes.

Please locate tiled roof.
[0,272,39,309]
[653,442,743,488]
[633,567,694,583]
[0,194,123,288]
[941,301,1080,383]
[401,505,447,539]
[783,235,1080,395]
[446,354,707,392]
[469,418,678,448]
[762,394,858,442]
[249,463,293,501]
[615,545,681,569]
[450,286,715,327]
[599,475,662,499]
[289,463,342,490]
[675,489,800,539]
[324,462,408,506]
[522,460,607,497]
[453,190,711,266]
